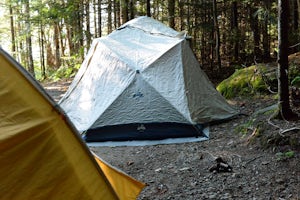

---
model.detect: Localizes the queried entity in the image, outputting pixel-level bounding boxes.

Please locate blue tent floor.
[86,127,209,147]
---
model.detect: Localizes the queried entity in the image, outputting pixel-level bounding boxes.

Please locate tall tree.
[98,0,102,37]
[53,22,61,68]
[231,1,239,62]
[114,0,121,28]
[120,0,128,24]
[129,0,134,20]
[249,1,261,62]
[276,0,298,120]
[39,22,46,79]
[293,0,299,30]
[168,0,175,28]
[24,0,35,77]
[146,0,151,17]
[107,0,112,33]
[85,0,92,49]
[212,0,221,69]
[262,0,271,62]
[9,3,16,54]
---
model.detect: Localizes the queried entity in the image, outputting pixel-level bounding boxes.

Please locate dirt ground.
[43,81,299,200]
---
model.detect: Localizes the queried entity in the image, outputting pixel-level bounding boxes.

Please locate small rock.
[208,193,217,199]
[276,178,285,184]
[261,161,270,165]
[155,168,162,172]
[179,167,190,171]
[190,181,197,187]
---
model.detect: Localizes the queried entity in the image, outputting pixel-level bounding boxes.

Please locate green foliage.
[216,65,272,98]
[289,63,300,78]
[291,76,300,88]
[275,150,295,161]
[46,54,82,81]
[235,118,256,135]
[48,64,80,82]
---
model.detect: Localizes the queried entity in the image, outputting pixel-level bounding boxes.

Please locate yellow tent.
[0,47,145,200]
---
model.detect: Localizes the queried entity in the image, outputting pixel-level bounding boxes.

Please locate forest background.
[0,0,299,82]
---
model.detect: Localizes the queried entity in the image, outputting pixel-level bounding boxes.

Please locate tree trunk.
[58,24,65,57]
[168,0,175,28]
[178,0,185,31]
[231,1,239,62]
[293,0,299,30]
[25,0,35,77]
[93,0,97,37]
[85,0,91,49]
[107,0,112,33]
[39,23,46,79]
[213,0,221,69]
[298,0,300,24]
[146,0,151,17]
[261,0,271,62]
[120,0,128,24]
[129,0,134,20]
[17,15,25,63]
[66,25,74,55]
[9,4,16,54]
[187,0,191,34]
[78,0,84,59]
[276,0,298,120]
[114,0,121,28]
[54,22,61,68]
[98,0,102,37]
[250,2,261,62]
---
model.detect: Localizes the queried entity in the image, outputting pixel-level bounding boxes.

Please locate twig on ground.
[279,127,300,135]
[267,115,300,136]
[244,155,263,166]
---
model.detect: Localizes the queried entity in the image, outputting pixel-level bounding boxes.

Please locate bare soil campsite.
[44,78,299,200]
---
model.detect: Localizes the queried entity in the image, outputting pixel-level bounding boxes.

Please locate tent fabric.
[0,47,144,199]
[59,16,238,142]
[94,154,145,199]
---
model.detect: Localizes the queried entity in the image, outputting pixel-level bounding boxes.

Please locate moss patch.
[217,65,275,98]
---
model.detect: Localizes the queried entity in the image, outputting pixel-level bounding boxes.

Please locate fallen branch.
[279,127,300,135]
[267,115,300,136]
[289,42,300,48]
[243,155,263,166]
[267,116,282,130]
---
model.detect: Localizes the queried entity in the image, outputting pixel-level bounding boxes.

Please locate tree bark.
[146,0,151,17]
[262,0,271,62]
[9,4,16,54]
[276,0,298,120]
[39,23,46,79]
[98,0,102,37]
[213,0,221,69]
[25,0,35,77]
[249,2,261,62]
[231,1,239,62]
[54,22,61,68]
[168,0,175,28]
[129,0,134,20]
[120,0,128,24]
[85,0,91,49]
[178,0,185,31]
[114,0,121,28]
[293,0,299,30]
[107,0,112,33]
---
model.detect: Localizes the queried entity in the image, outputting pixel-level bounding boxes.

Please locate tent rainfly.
[59,16,238,142]
[0,47,144,199]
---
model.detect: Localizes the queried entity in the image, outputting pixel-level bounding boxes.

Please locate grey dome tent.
[59,16,238,142]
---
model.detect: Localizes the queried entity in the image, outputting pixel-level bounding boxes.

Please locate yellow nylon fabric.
[0,49,144,199]
[94,154,145,200]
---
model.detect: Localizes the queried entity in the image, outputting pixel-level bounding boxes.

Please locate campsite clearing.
[45,81,299,200]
